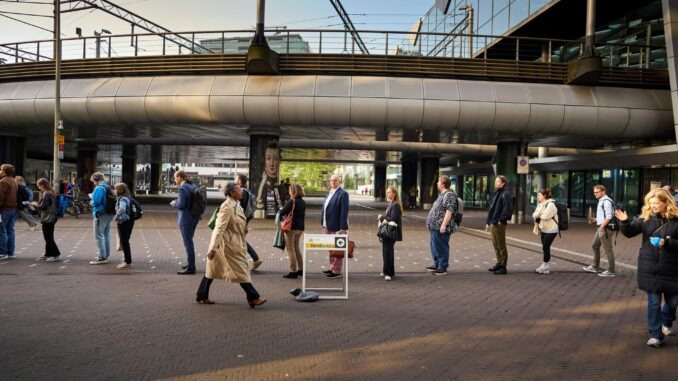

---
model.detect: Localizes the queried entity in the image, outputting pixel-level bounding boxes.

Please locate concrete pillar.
[374,150,387,201]
[419,156,440,210]
[537,147,548,191]
[662,0,678,140]
[121,144,137,194]
[0,136,27,176]
[76,143,97,194]
[401,129,419,209]
[150,145,162,194]
[249,127,281,219]
[495,141,521,223]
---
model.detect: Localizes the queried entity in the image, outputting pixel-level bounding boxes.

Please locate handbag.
[329,239,355,258]
[280,199,295,233]
[377,221,398,241]
[40,195,58,224]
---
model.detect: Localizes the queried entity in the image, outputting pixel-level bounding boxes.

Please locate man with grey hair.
[321,174,349,278]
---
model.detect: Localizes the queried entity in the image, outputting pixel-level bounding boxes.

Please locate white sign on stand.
[302,233,349,300]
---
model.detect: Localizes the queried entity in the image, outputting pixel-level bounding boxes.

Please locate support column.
[419,157,440,210]
[150,145,162,194]
[0,136,27,176]
[121,144,137,194]
[401,129,419,209]
[76,143,97,194]
[249,127,281,219]
[374,150,387,202]
[662,0,678,141]
[495,141,521,223]
[537,147,548,191]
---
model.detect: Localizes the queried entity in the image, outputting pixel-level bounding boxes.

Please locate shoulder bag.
[280,198,295,233]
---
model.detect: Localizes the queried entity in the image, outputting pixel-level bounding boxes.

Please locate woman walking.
[616,188,678,348]
[196,182,267,307]
[280,184,306,279]
[114,183,134,270]
[34,178,60,262]
[533,188,559,274]
[378,186,402,281]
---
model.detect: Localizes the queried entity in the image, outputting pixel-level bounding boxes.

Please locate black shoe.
[177,268,196,275]
[493,266,507,275]
[432,269,448,276]
[488,263,501,272]
[296,270,303,276]
[283,272,298,279]
[181,265,188,270]
[322,270,333,274]
[425,265,437,272]
[326,272,342,278]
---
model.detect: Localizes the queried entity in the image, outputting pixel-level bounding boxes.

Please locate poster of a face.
[255,139,281,216]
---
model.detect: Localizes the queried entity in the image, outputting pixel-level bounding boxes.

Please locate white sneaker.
[662,326,674,336]
[598,270,616,278]
[89,258,110,265]
[0,254,8,260]
[31,225,41,231]
[379,272,384,277]
[116,262,132,269]
[384,275,392,281]
[38,254,48,260]
[582,265,600,273]
[535,262,550,274]
[647,337,663,347]
[45,256,60,262]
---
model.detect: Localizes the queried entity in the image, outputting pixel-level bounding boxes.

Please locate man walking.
[89,172,114,265]
[172,170,200,274]
[0,164,18,260]
[486,175,514,275]
[583,184,616,277]
[425,175,458,275]
[321,175,349,278]
[236,174,263,270]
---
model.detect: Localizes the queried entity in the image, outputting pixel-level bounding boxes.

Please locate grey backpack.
[290,288,319,302]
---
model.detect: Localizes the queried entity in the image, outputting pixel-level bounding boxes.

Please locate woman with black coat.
[378,186,403,281]
[34,178,61,262]
[616,188,678,348]
[280,184,306,279]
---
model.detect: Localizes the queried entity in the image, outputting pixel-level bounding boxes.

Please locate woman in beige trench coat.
[196,183,267,308]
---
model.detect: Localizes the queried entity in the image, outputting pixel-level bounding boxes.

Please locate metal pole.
[53,0,61,190]
[584,0,596,57]
[467,6,473,58]
[646,23,652,68]
[95,31,101,58]
[252,0,268,46]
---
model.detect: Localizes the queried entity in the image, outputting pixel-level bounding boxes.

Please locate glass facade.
[201,33,310,54]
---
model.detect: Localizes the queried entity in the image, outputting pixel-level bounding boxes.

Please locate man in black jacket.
[486,175,514,274]
[236,175,262,270]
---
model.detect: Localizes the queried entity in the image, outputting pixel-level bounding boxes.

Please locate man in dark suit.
[171,170,200,274]
[321,174,349,278]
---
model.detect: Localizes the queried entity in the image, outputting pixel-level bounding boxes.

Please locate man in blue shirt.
[172,170,200,274]
[425,175,458,276]
[89,172,114,265]
[583,184,616,277]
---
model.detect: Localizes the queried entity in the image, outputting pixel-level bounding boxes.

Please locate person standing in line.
[425,175,458,276]
[114,183,134,270]
[195,182,267,307]
[34,178,61,262]
[583,184,616,277]
[235,174,262,270]
[486,175,514,275]
[89,172,114,265]
[172,170,200,274]
[321,174,349,278]
[379,186,403,281]
[15,176,40,231]
[0,164,18,260]
[616,188,678,348]
[280,184,306,279]
[532,188,559,274]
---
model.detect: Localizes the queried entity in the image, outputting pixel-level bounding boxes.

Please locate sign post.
[302,233,349,300]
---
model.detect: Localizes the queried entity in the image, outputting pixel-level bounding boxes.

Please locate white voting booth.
[302,233,349,300]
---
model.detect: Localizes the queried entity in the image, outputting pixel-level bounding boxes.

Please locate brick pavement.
[0,201,676,381]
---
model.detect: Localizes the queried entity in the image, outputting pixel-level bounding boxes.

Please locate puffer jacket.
[620,214,678,294]
[0,173,18,210]
[532,200,558,233]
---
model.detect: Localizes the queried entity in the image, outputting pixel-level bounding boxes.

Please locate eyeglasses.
[593,191,602,194]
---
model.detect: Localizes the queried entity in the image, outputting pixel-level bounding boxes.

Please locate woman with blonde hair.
[33,178,61,262]
[280,184,306,279]
[532,188,558,274]
[378,186,403,281]
[616,188,678,347]
[195,182,266,307]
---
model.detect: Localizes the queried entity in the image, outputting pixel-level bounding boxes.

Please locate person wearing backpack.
[89,172,115,265]
[532,188,558,274]
[425,175,458,276]
[235,174,262,270]
[33,178,61,262]
[172,170,200,275]
[583,184,616,277]
[113,183,135,270]
[15,176,40,231]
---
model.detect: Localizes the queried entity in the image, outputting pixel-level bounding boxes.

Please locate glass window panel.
[494,0,510,15]
[478,0,493,27]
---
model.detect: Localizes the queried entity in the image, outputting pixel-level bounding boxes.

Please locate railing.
[0,28,667,69]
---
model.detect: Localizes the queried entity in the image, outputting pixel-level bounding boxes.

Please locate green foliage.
[343,174,355,190]
[280,161,338,190]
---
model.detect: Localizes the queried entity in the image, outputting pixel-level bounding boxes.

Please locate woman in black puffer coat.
[616,188,678,348]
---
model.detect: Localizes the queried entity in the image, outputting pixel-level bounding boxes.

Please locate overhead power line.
[0,10,52,17]
[0,12,52,32]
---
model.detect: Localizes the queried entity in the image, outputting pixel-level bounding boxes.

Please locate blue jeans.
[647,292,678,340]
[429,229,451,270]
[180,222,198,271]
[0,209,17,256]
[93,214,114,259]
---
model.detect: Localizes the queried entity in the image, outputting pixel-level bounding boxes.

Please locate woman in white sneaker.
[532,188,558,274]
[616,188,678,348]
[34,178,60,262]
[113,183,134,270]
[378,186,403,281]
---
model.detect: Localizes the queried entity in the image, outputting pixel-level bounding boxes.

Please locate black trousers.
[42,222,60,257]
[246,242,259,261]
[540,232,558,263]
[381,238,395,277]
[117,220,134,264]
[197,276,260,302]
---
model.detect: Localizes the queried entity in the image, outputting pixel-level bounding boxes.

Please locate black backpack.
[16,184,30,210]
[602,199,620,231]
[129,197,143,220]
[190,185,207,217]
[448,191,464,226]
[104,185,116,215]
[242,188,256,220]
[552,201,569,231]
